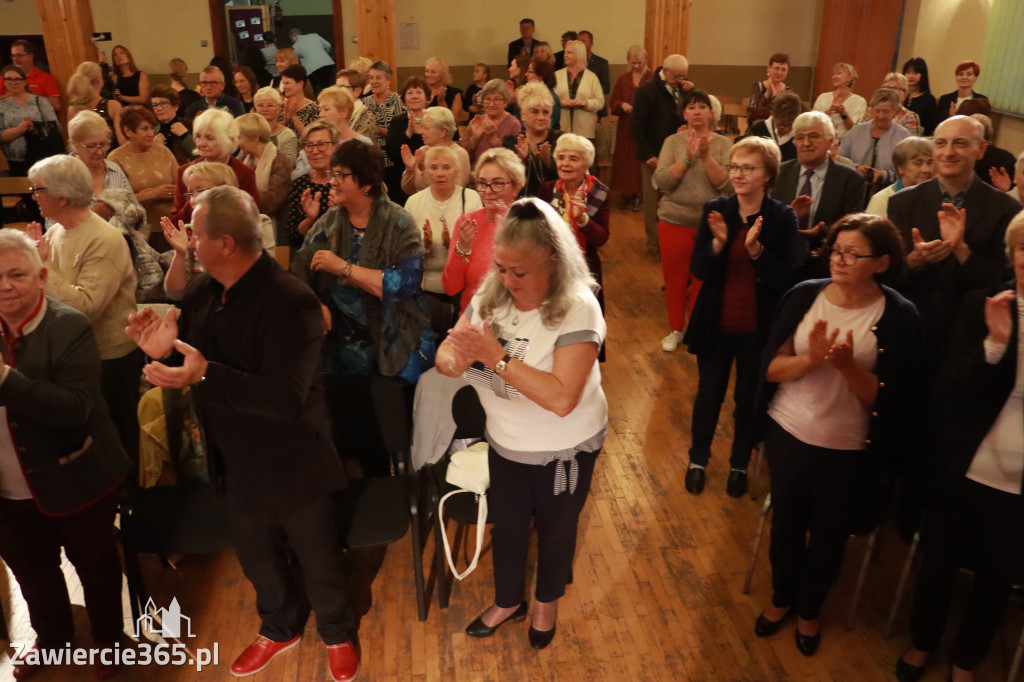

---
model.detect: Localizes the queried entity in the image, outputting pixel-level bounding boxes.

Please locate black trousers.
[689,331,760,469]
[228,496,356,644]
[488,447,597,608]
[101,349,145,471]
[308,65,336,95]
[909,478,1024,670]
[765,418,868,620]
[0,491,122,646]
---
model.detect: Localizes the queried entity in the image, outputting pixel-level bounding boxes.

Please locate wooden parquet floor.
[2,201,1022,681]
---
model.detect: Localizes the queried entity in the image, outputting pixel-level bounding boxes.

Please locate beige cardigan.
[554,68,604,139]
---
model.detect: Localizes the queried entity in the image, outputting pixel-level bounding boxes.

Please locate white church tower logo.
[133,597,195,638]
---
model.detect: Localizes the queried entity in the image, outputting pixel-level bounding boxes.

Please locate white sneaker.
[661,330,684,352]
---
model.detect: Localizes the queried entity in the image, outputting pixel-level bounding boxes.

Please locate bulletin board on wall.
[226,6,271,64]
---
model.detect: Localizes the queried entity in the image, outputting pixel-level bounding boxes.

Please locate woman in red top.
[442,147,524,313]
[681,137,804,497]
[609,45,651,211]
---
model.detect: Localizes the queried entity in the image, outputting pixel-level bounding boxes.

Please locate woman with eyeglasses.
[290,140,435,472]
[681,137,804,498]
[148,86,196,164]
[654,89,731,354]
[253,86,298,163]
[752,213,921,657]
[67,110,144,229]
[442,147,526,313]
[283,120,341,248]
[502,82,561,197]
[286,85,373,180]
[0,63,61,176]
[462,79,521,166]
[524,59,561,132]
[383,76,431,204]
[167,108,259,225]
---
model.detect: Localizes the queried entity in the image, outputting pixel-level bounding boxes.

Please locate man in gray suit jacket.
[888,115,1021,364]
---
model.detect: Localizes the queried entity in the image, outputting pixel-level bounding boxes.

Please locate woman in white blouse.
[812,63,866,140]
[897,211,1024,682]
[554,40,604,143]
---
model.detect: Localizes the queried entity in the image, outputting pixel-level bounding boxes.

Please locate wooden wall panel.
[36,0,98,100]
[815,0,904,102]
[645,0,690,69]
[208,0,229,60]
[354,0,396,87]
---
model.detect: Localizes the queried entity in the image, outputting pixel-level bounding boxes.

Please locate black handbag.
[22,96,65,166]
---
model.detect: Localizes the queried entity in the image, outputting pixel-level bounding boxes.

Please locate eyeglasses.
[823,246,878,266]
[724,164,765,176]
[3,77,26,83]
[475,179,510,193]
[482,96,506,106]
[28,186,46,194]
[199,80,224,87]
[185,188,211,201]
[151,100,173,109]
[303,141,336,152]
[10,53,27,59]
[79,141,111,153]
[794,133,824,144]
[328,171,355,183]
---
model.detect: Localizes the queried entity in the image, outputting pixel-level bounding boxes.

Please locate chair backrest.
[451,385,485,439]
[369,374,413,469]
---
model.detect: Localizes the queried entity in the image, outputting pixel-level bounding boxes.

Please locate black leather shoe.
[685,467,705,495]
[465,602,527,638]
[795,629,820,656]
[754,612,785,637]
[895,656,926,682]
[727,470,748,498]
[528,624,556,649]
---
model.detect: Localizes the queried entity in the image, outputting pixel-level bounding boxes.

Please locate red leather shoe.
[229,634,300,676]
[12,639,45,680]
[326,641,360,682]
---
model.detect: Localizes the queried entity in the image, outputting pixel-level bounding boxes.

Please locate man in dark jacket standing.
[0,229,130,681]
[128,186,359,682]
[632,53,692,257]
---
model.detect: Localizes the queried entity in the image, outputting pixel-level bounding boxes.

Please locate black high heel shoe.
[894,655,926,682]
[528,623,556,650]
[795,628,820,656]
[465,602,527,638]
[754,612,786,637]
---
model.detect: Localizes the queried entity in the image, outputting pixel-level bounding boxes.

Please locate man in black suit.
[631,53,691,257]
[888,115,1021,365]
[553,31,576,71]
[128,187,360,682]
[507,18,538,66]
[577,30,610,96]
[772,110,864,269]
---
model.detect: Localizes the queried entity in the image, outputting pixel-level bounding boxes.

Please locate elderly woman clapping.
[462,79,522,165]
[401,106,471,195]
[812,63,866,140]
[167,108,260,224]
[424,57,464,122]
[839,88,911,190]
[437,198,607,651]
[502,82,561,196]
[554,40,604,145]
[865,136,934,217]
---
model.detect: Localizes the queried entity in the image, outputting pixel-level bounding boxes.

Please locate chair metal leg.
[846,526,880,630]
[743,493,773,595]
[122,543,146,627]
[408,472,427,622]
[750,443,765,500]
[884,529,921,638]
[433,495,451,609]
[1008,615,1024,682]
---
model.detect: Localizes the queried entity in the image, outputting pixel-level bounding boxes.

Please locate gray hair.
[253,86,283,106]
[882,72,910,94]
[369,60,393,79]
[771,91,803,123]
[869,88,900,109]
[474,198,597,327]
[68,110,110,143]
[193,108,239,157]
[627,44,648,63]
[662,54,688,73]
[0,228,43,273]
[424,144,460,169]
[1005,209,1024,261]
[792,110,836,141]
[892,136,933,170]
[422,106,456,141]
[192,185,263,254]
[473,146,525,189]
[28,154,93,209]
[554,134,595,167]
[480,78,510,103]
[516,81,553,113]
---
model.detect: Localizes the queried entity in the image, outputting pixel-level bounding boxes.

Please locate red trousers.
[659,220,702,330]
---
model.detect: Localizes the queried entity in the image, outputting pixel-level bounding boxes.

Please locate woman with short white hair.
[553,40,604,143]
[167,108,260,224]
[502,82,561,196]
[67,110,144,229]
[254,86,298,162]
[400,106,471,195]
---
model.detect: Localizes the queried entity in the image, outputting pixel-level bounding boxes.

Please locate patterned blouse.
[284,173,331,249]
[287,102,320,135]
[361,92,406,167]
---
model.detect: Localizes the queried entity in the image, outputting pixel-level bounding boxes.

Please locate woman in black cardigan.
[682,136,804,497]
[897,211,1024,682]
[752,214,923,657]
